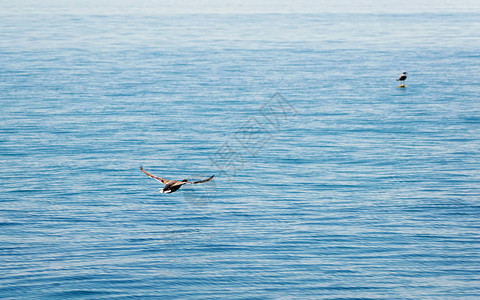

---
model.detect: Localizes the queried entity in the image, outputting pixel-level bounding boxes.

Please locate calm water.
[1,7,480,300]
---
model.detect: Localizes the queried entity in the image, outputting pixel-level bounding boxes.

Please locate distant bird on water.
[397,71,407,83]
[140,166,214,194]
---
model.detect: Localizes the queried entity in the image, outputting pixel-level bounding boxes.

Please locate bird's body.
[140,166,214,194]
[397,71,407,82]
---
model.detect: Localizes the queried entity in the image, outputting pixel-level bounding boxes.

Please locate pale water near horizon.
[1,7,480,300]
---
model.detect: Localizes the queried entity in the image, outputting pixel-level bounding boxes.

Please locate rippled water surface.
[1,5,480,299]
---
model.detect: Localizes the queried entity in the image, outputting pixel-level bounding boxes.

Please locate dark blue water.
[1,8,480,300]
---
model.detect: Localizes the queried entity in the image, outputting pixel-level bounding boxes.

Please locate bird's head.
[402,71,407,74]
[181,179,188,182]
[159,188,165,193]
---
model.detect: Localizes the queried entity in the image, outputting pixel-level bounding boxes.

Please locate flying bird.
[140,166,214,194]
[397,71,407,82]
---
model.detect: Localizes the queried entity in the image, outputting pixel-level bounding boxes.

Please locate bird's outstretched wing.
[140,166,175,185]
[188,175,214,184]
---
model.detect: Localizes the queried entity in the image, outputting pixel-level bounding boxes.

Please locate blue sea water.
[1,5,480,300]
